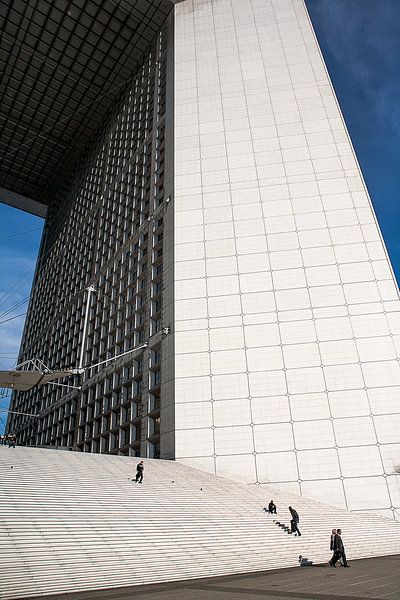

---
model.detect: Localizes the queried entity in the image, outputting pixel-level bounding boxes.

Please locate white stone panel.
[254,423,295,453]
[375,414,400,444]
[344,477,391,510]
[287,367,325,394]
[210,349,247,375]
[301,479,346,509]
[212,373,249,400]
[329,389,370,418]
[175,330,209,354]
[175,428,214,458]
[334,417,377,446]
[293,420,335,450]
[297,449,341,480]
[209,326,245,351]
[256,451,299,483]
[213,399,252,427]
[368,386,400,415]
[214,426,254,455]
[338,446,384,477]
[174,0,400,517]
[175,403,213,430]
[246,347,283,372]
[216,454,256,483]
[251,395,291,424]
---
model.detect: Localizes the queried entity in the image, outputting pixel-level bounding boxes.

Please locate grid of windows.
[8,26,170,459]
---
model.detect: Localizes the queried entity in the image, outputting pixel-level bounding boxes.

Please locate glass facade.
[8,22,174,459]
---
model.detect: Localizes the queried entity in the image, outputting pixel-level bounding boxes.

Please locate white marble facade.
[173,0,400,519]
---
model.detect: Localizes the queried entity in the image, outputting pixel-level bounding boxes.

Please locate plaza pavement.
[19,554,400,600]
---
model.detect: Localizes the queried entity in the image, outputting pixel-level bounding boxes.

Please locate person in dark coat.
[133,460,144,483]
[330,528,350,567]
[289,506,301,536]
[268,500,277,514]
[329,528,336,565]
[336,529,349,567]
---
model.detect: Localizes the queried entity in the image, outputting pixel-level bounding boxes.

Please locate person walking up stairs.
[289,506,301,536]
[133,460,144,483]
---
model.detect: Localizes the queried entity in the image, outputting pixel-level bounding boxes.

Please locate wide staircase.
[1,447,400,599]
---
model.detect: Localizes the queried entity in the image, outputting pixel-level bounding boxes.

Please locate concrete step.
[1,446,400,599]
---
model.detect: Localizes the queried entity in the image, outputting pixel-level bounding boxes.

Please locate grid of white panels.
[173,0,400,519]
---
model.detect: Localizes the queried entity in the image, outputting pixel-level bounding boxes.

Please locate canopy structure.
[0,343,148,395]
[0,370,78,392]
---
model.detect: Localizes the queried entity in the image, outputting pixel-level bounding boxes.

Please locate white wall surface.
[173,0,400,519]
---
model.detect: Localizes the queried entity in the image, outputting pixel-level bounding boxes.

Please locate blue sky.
[0,205,43,433]
[306,0,400,281]
[0,1,400,433]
